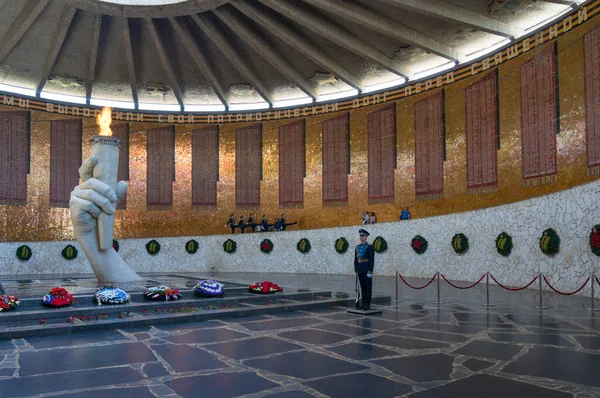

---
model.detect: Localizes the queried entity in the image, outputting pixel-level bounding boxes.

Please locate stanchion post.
[589,274,600,312]
[481,272,495,308]
[395,269,399,303]
[434,271,445,305]
[535,272,548,310]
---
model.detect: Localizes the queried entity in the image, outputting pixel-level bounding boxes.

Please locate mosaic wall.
[0,15,600,242]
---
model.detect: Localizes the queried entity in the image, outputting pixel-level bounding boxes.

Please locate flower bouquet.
[94,287,130,305]
[143,286,182,301]
[193,280,224,297]
[248,281,283,294]
[43,287,77,308]
[0,295,19,312]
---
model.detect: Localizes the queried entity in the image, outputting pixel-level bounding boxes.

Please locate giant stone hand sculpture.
[70,156,142,283]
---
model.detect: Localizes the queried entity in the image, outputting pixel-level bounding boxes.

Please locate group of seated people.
[225,213,297,233]
[361,211,377,224]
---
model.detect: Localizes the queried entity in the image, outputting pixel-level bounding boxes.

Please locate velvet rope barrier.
[489,274,539,291]
[543,276,590,296]
[399,273,437,290]
[596,275,600,287]
[441,274,486,290]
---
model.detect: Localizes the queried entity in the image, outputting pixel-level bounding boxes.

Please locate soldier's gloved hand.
[367,272,373,278]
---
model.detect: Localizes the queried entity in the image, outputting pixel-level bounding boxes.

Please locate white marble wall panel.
[1,179,599,295]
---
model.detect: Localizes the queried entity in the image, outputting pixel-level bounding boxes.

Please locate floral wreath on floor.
[451,233,469,254]
[495,232,513,256]
[143,286,182,301]
[186,239,199,254]
[94,286,130,305]
[0,295,19,312]
[334,237,349,254]
[43,287,77,308]
[193,280,224,297]
[223,239,237,254]
[249,281,283,294]
[411,235,428,254]
[539,228,560,255]
[590,225,600,257]
[61,245,78,260]
[112,239,120,252]
[146,239,161,255]
[15,245,32,261]
[260,239,274,254]
[373,236,388,253]
[297,238,311,254]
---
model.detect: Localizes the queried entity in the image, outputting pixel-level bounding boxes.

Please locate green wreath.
[112,239,119,252]
[260,239,274,254]
[16,245,32,261]
[411,235,428,254]
[451,233,469,254]
[223,239,237,254]
[186,239,199,254]
[590,225,600,257]
[495,232,513,256]
[539,228,560,255]
[297,238,311,254]
[335,237,349,254]
[146,239,161,255]
[373,236,388,253]
[61,245,78,260]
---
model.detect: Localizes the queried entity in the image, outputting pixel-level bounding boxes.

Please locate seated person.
[238,215,247,233]
[248,212,257,232]
[399,207,411,220]
[225,214,236,234]
[369,212,376,224]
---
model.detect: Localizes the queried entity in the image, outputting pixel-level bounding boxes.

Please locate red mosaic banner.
[192,126,219,207]
[585,25,600,175]
[414,90,444,200]
[111,123,129,209]
[322,114,349,205]
[465,72,498,194]
[520,43,558,185]
[146,126,175,208]
[0,111,29,205]
[368,104,395,203]
[50,119,82,208]
[236,124,261,208]
[279,120,304,207]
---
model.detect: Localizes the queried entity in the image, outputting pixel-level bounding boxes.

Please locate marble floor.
[1,272,600,397]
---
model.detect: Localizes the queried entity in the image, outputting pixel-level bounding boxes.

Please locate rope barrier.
[596,275,600,287]
[441,273,486,290]
[543,276,590,296]
[489,273,539,291]
[398,273,437,290]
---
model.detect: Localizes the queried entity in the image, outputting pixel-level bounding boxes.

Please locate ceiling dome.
[0,0,582,111]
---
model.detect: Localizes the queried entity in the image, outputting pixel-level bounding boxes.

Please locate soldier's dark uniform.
[354,229,375,310]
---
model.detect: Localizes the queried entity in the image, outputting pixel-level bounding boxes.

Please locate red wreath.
[249,281,283,294]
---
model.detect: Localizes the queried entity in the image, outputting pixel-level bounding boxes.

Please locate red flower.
[591,231,600,249]
[0,301,8,309]
[412,240,421,250]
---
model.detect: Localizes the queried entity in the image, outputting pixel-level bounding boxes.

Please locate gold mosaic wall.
[1,17,599,242]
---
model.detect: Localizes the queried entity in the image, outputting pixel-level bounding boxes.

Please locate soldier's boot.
[359,291,367,309]
[363,293,372,311]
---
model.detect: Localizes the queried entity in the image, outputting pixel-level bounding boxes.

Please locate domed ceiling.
[0,0,584,111]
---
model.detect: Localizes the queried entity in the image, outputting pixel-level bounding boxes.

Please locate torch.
[91,107,120,250]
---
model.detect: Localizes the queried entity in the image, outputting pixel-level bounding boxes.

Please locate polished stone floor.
[1,272,600,397]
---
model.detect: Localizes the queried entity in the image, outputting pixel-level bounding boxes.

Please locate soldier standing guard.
[354,229,375,310]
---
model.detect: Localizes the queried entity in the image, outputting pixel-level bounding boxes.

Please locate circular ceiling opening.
[98,0,188,5]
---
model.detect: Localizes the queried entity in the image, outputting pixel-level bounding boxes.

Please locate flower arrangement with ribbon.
[495,232,513,256]
[61,245,78,260]
[539,228,560,255]
[112,239,120,252]
[373,236,388,253]
[193,280,225,297]
[297,238,311,253]
[43,287,77,308]
[0,295,20,312]
[185,239,199,254]
[249,281,283,294]
[411,235,428,254]
[334,237,349,254]
[223,239,237,254]
[16,245,32,261]
[146,240,161,255]
[94,287,130,305]
[590,225,600,256]
[260,239,274,254]
[451,233,469,254]
[143,286,182,301]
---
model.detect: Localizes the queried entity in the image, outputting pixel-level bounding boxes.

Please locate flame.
[96,106,112,136]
